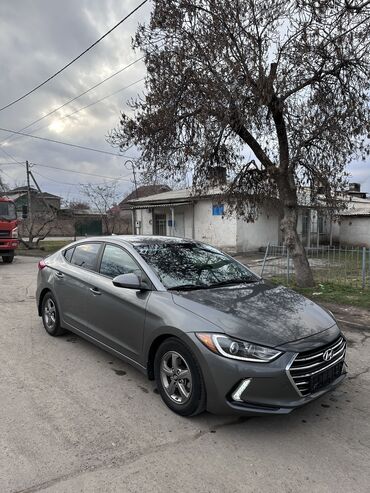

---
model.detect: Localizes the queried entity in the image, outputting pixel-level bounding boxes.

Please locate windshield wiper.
[168,284,208,291]
[208,278,259,288]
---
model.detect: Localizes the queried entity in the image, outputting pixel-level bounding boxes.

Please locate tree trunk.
[280,205,314,288]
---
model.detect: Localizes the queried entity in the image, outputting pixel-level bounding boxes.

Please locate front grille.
[0,229,10,238]
[288,336,346,396]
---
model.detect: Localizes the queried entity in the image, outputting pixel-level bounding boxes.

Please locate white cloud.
[0,0,151,199]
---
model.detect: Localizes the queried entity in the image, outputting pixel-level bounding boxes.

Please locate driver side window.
[100,244,141,279]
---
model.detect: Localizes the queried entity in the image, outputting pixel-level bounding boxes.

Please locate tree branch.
[229,113,274,169]
[282,61,352,100]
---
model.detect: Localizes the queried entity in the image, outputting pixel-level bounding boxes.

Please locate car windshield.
[133,241,258,290]
[0,201,16,221]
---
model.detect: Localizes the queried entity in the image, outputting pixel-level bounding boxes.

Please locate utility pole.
[26,160,32,224]
[124,159,139,235]
[124,159,138,198]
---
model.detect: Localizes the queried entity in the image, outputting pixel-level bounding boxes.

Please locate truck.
[0,197,19,263]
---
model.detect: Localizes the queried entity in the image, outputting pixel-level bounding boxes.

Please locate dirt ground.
[0,256,369,493]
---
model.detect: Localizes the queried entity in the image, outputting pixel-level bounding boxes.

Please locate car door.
[53,242,102,332]
[82,243,151,361]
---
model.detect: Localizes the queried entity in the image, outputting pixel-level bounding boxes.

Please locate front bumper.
[0,239,19,255]
[188,333,347,416]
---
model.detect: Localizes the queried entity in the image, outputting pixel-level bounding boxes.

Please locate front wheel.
[41,292,66,336]
[2,254,14,263]
[154,337,206,417]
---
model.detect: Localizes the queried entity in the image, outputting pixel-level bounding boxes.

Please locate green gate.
[75,218,102,236]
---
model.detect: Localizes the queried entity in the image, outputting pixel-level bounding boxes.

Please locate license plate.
[310,361,344,393]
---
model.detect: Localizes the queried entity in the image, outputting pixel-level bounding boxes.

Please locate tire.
[41,292,66,336]
[2,254,14,263]
[154,337,206,417]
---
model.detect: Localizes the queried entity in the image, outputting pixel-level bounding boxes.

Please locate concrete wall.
[193,200,237,252]
[331,220,341,244]
[339,217,370,247]
[236,206,281,252]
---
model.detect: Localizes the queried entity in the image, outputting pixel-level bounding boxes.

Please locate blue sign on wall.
[212,204,224,216]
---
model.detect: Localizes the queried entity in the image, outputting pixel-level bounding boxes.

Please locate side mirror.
[112,273,147,290]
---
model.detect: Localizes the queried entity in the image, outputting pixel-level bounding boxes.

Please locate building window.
[318,215,325,234]
[302,211,309,235]
[212,204,224,216]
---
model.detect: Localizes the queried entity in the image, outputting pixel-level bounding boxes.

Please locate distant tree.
[67,200,91,210]
[110,0,370,287]
[80,182,121,234]
[0,175,9,193]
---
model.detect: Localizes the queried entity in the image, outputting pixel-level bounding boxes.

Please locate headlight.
[11,227,18,238]
[196,333,282,363]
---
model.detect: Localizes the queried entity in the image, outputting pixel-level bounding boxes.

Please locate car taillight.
[38,260,47,270]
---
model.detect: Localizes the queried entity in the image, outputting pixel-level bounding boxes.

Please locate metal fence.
[256,244,370,288]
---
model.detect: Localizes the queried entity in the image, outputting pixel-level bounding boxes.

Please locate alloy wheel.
[44,298,56,330]
[160,351,193,405]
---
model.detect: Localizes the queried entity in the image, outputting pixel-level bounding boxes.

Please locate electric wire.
[21,78,145,138]
[29,161,136,182]
[0,127,136,158]
[0,57,144,147]
[0,0,148,113]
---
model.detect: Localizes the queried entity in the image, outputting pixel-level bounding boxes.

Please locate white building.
[126,184,370,252]
[335,196,370,247]
[127,188,282,252]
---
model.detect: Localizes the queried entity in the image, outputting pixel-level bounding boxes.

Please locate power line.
[0,126,137,158]
[31,169,92,187]
[0,57,144,147]
[29,161,136,182]
[0,146,25,168]
[0,0,148,113]
[0,165,15,180]
[21,78,145,138]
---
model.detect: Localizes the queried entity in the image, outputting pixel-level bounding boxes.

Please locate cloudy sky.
[0,0,151,203]
[0,0,369,204]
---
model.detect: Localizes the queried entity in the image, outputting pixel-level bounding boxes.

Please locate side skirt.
[63,321,148,376]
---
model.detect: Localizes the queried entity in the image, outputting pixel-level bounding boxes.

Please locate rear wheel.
[2,254,14,263]
[154,337,206,416]
[41,292,66,336]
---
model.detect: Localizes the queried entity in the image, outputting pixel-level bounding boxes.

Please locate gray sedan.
[36,236,347,416]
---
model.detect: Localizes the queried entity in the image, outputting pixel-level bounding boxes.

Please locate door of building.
[174,212,185,237]
[154,214,167,235]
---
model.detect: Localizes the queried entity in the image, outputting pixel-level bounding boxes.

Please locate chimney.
[349,183,361,192]
[347,182,367,199]
[206,166,227,186]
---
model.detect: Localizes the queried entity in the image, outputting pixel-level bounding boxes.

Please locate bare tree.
[80,182,121,234]
[21,211,57,249]
[66,199,91,210]
[0,175,9,193]
[109,0,370,287]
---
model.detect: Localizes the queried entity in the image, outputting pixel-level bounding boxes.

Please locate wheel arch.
[146,333,176,380]
[38,288,52,316]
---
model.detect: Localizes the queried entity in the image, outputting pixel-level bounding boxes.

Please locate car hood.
[172,282,337,348]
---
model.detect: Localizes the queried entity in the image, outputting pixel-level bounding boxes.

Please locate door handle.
[55,271,64,279]
[89,287,101,295]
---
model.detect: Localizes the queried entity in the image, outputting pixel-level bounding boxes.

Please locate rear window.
[71,243,101,271]
[63,247,75,263]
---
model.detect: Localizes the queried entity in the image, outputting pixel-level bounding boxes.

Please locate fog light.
[231,379,251,402]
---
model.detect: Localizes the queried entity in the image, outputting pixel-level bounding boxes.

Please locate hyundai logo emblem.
[323,348,334,361]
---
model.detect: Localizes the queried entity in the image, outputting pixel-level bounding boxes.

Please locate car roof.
[76,235,198,246]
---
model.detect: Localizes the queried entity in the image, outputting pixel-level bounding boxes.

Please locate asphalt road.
[1,256,369,493]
